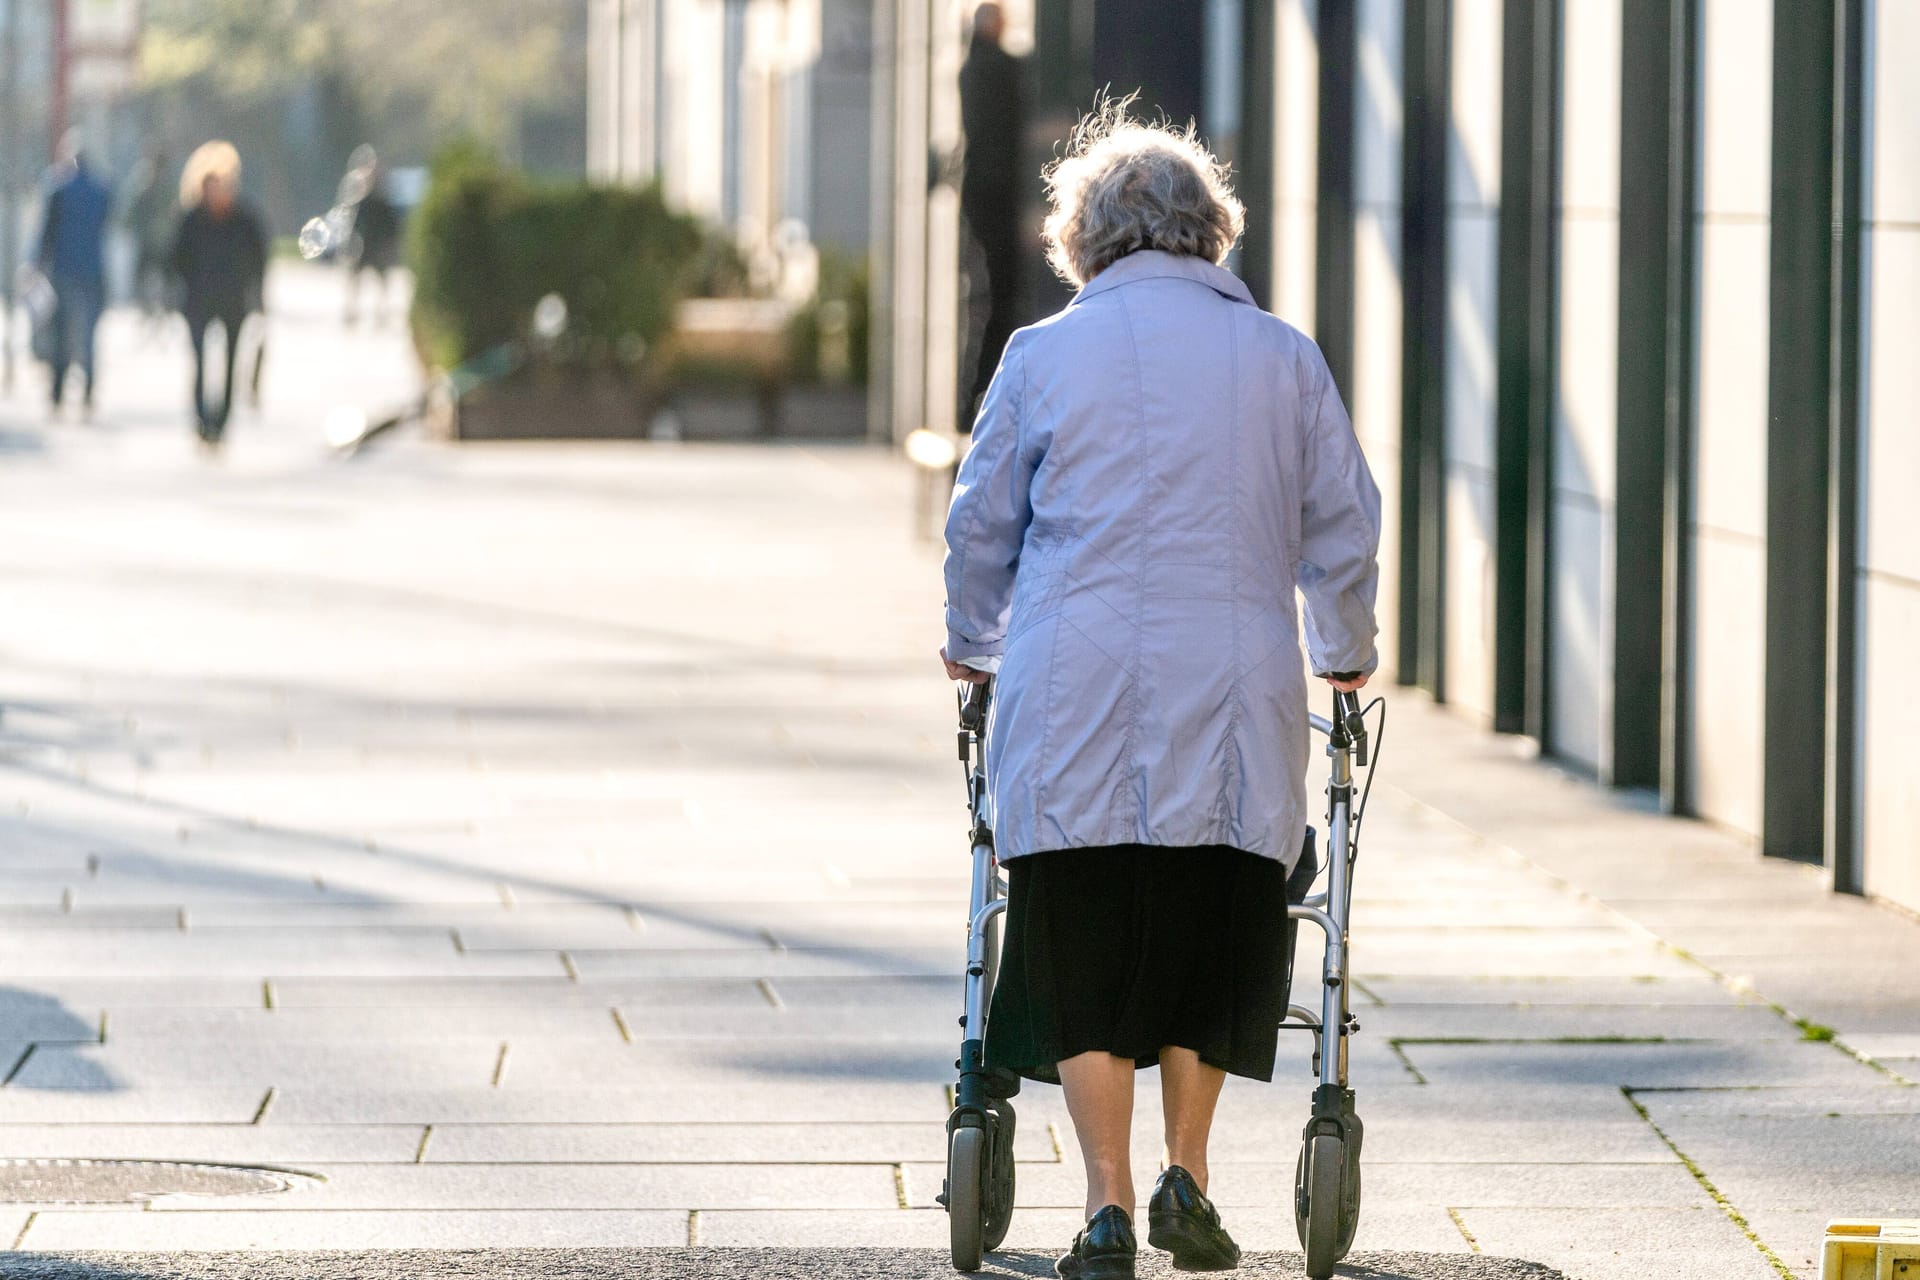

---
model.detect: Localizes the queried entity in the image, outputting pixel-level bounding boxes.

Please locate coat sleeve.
[942,337,1033,662]
[1297,346,1383,676]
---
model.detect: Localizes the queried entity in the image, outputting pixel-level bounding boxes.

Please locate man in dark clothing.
[958,2,1028,426]
[345,165,403,327]
[123,145,178,318]
[36,135,112,417]
[170,163,268,445]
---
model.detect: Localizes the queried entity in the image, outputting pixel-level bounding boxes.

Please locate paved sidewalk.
[0,288,1914,1279]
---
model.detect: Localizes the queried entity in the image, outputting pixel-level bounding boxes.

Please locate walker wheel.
[1295,1132,1345,1279]
[946,1123,987,1271]
[982,1101,1017,1250]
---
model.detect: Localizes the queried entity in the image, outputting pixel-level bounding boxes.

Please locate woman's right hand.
[1324,671,1369,693]
[942,649,991,684]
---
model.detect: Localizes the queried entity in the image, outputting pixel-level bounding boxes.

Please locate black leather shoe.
[1056,1204,1136,1279]
[1147,1165,1241,1271]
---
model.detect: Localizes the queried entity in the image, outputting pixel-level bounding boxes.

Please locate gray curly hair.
[1041,100,1245,288]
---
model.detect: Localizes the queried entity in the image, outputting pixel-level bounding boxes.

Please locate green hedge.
[408,146,709,371]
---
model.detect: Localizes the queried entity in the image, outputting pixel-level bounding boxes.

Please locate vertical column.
[1349,0,1405,682]
[1858,0,1920,913]
[889,0,930,442]
[1400,0,1448,696]
[1442,0,1502,723]
[1824,0,1864,891]
[867,0,897,441]
[1686,0,1772,838]
[1613,0,1692,792]
[1493,0,1555,738]
[1238,0,1276,306]
[1547,0,1622,775]
[1315,0,1357,398]
[1761,0,1837,864]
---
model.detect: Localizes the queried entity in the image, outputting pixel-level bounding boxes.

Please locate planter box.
[446,363,652,441]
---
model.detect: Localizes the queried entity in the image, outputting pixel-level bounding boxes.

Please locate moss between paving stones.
[0,1252,1570,1279]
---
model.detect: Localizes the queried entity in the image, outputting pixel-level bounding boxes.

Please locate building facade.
[588,0,874,261]
[876,0,1917,913]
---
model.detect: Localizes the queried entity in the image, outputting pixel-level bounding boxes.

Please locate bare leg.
[1058,1050,1136,1219]
[1159,1046,1226,1192]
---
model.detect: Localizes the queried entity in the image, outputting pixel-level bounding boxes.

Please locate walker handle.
[958,677,993,735]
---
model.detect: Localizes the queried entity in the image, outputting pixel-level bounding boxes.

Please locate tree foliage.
[137,0,585,227]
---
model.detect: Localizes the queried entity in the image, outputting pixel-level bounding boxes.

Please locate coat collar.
[1071,249,1255,307]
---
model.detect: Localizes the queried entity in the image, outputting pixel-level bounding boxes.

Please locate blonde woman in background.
[169,141,268,446]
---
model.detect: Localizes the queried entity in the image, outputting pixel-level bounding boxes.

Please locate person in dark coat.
[343,148,403,326]
[958,2,1027,424]
[123,144,178,319]
[35,133,112,417]
[169,144,268,445]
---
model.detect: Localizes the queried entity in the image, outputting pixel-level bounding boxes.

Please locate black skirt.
[984,839,1316,1086]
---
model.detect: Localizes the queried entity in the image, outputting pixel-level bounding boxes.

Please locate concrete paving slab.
[0,981,262,1014]
[899,1159,1708,1211]
[0,934,567,980]
[0,1124,424,1164]
[1359,1004,1802,1043]
[267,1083,948,1125]
[265,978,773,1009]
[1641,1110,1920,1172]
[143,1162,901,1211]
[1690,1166,1920,1214]
[1402,1041,1885,1089]
[0,1090,269,1125]
[1627,1085,1920,1117]
[1358,977,1748,1007]
[0,1247,1567,1277]
[1738,1209,1834,1278]
[11,1040,505,1091]
[1452,1206,1780,1280]
[565,948,958,981]
[100,1006,627,1043]
[15,1212,689,1251]
[423,1120,1059,1165]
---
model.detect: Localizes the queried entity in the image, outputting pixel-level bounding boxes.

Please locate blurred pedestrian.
[958,2,1027,426]
[122,144,178,320]
[940,104,1381,1280]
[34,130,111,419]
[342,148,402,327]
[169,142,268,446]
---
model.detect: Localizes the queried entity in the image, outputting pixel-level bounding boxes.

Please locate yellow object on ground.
[1822,1220,1920,1279]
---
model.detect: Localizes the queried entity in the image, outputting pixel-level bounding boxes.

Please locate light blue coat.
[942,250,1382,869]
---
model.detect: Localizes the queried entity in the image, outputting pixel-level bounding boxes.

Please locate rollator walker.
[941,677,1379,1279]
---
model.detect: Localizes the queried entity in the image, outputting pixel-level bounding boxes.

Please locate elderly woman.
[941,105,1381,1279]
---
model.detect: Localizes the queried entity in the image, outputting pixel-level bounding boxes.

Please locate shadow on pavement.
[0,1250,1569,1279]
[0,987,119,1091]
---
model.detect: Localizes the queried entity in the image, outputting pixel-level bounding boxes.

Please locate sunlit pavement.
[0,270,1915,1279]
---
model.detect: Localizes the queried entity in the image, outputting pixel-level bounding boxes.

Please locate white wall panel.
[1860,580,1920,913]
[1559,0,1621,216]
[1441,0,1502,723]
[1689,533,1768,838]
[1274,0,1320,330]
[1683,0,1771,838]
[1693,224,1772,544]
[1858,0,1920,912]
[1861,227,1920,586]
[1549,0,1620,771]
[1352,0,1404,683]
[1869,0,1920,223]
[1354,212,1404,682]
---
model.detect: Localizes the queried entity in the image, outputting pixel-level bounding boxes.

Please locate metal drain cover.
[0,1159,303,1204]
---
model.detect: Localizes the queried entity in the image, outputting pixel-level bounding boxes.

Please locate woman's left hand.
[941,649,991,684]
